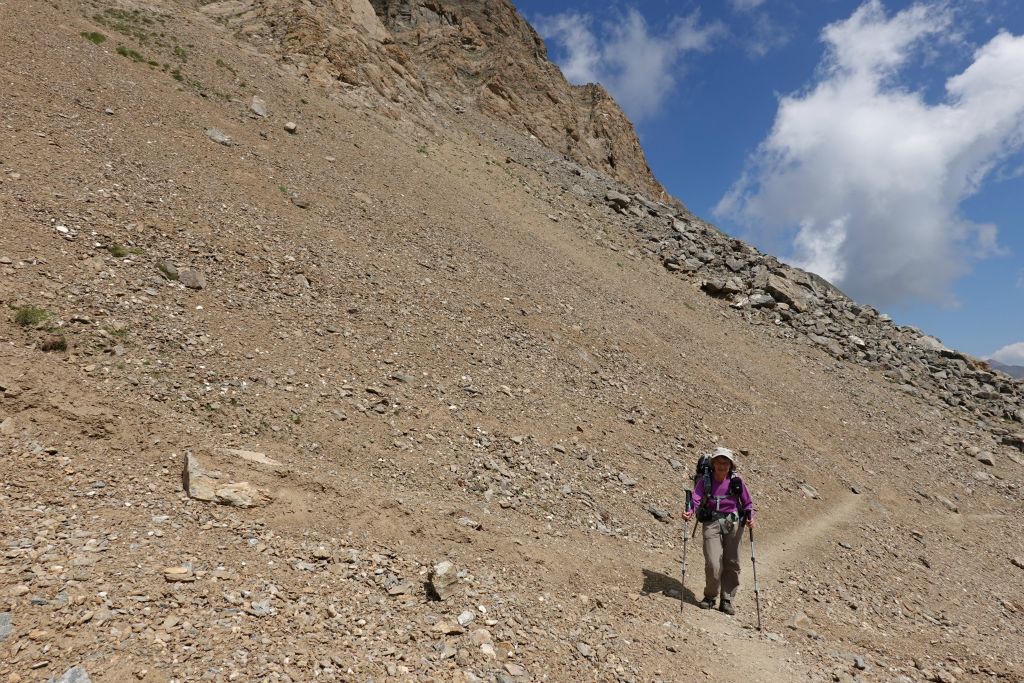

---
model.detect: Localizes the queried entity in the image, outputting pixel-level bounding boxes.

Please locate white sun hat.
[711,447,736,465]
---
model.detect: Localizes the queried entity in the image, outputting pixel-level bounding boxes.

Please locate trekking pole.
[749,526,763,633]
[680,489,692,612]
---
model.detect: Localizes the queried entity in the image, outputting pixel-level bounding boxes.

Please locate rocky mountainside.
[1,1,1023,683]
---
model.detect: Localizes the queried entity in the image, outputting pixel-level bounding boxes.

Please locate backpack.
[690,454,745,522]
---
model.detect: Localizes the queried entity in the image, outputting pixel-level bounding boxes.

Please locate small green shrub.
[40,336,67,352]
[81,31,107,44]
[108,243,129,257]
[156,262,178,280]
[14,305,49,327]
[116,45,145,62]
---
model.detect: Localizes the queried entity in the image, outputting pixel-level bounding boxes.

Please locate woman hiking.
[682,447,755,615]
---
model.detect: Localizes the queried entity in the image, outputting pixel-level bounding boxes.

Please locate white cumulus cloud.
[990,342,1024,365]
[534,8,723,120]
[729,0,767,12]
[716,0,1024,306]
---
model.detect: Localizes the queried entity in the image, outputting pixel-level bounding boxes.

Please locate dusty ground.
[1,1,1023,682]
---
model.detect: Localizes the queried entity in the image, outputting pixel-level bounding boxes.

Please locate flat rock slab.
[183,453,271,508]
[216,447,284,470]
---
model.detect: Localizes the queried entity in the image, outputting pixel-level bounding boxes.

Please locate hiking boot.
[719,600,735,616]
[698,596,716,610]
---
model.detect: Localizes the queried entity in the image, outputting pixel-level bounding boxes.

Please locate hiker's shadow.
[641,568,698,605]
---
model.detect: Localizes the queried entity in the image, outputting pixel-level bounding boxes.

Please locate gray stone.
[976,451,995,466]
[605,190,631,209]
[0,612,11,642]
[205,128,232,146]
[247,599,276,617]
[457,516,482,530]
[798,482,820,499]
[249,96,268,117]
[748,293,775,308]
[701,278,724,295]
[429,560,461,601]
[179,268,206,290]
[722,277,745,295]
[284,121,298,134]
[504,663,528,677]
[49,667,92,683]
[914,335,948,353]
[765,274,810,312]
[724,257,745,272]
[647,504,671,522]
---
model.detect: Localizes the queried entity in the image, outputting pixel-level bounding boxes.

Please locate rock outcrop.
[206,0,676,206]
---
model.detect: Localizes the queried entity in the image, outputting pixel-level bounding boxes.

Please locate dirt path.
[653,493,864,682]
[759,492,863,575]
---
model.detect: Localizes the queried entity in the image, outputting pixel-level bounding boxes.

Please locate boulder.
[183,453,271,508]
[765,274,810,312]
[179,269,206,290]
[914,335,949,353]
[249,96,268,117]
[429,560,461,601]
[205,128,232,146]
[605,190,631,210]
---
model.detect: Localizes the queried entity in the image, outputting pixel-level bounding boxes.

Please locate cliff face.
[370,0,672,203]
[213,0,675,205]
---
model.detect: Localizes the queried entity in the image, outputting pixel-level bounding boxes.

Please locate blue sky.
[514,0,1024,364]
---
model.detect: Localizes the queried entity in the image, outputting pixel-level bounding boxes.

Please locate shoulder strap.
[700,470,713,508]
[729,475,747,517]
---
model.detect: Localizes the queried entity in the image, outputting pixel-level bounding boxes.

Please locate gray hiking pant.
[702,517,744,603]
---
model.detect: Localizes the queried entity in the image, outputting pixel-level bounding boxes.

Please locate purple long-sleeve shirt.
[692,475,755,520]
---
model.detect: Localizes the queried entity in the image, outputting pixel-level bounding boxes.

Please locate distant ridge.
[990,359,1024,379]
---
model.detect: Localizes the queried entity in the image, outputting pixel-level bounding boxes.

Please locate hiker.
[682,447,755,615]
